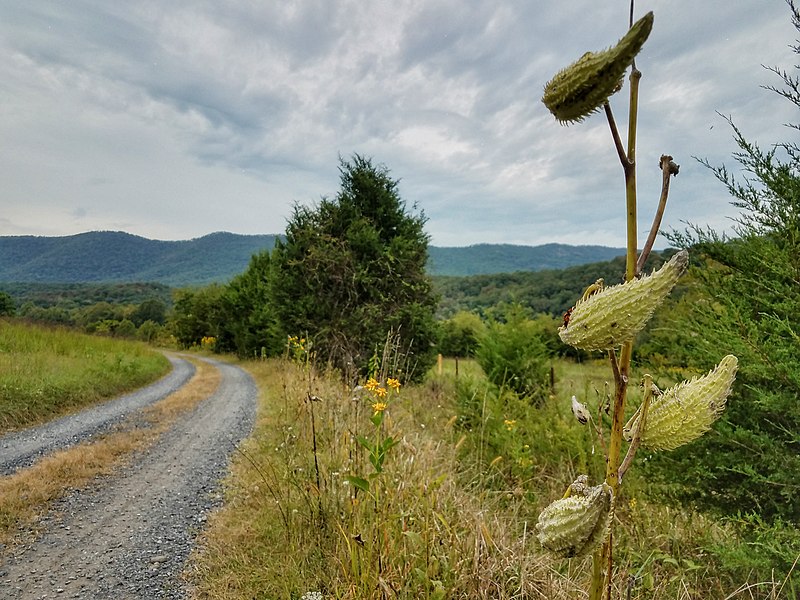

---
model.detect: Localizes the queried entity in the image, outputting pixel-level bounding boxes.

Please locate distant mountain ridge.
[0,231,625,285]
[428,243,625,276]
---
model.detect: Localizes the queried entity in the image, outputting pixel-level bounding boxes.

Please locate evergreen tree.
[646,1,800,525]
[222,250,277,357]
[270,155,437,380]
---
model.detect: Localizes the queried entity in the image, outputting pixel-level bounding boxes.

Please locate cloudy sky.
[0,1,797,247]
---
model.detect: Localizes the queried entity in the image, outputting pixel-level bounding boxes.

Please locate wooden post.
[437,353,443,375]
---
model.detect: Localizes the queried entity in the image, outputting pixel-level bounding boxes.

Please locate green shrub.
[474,304,551,402]
[437,310,485,357]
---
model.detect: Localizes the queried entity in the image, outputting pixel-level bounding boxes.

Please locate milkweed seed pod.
[536,478,614,558]
[571,395,590,425]
[559,250,688,351]
[542,11,654,124]
[624,355,738,451]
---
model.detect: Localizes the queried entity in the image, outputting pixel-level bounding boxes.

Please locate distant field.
[0,320,170,432]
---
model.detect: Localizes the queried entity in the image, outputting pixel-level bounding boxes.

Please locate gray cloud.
[0,1,796,246]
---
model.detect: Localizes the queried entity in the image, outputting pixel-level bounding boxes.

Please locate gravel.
[0,357,258,599]
[0,354,195,476]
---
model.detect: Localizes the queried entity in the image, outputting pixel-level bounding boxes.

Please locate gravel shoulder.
[0,354,195,476]
[0,357,257,599]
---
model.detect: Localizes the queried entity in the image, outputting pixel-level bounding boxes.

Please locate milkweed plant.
[534,5,738,598]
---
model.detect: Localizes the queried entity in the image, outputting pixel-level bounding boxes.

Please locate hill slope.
[0,232,279,286]
[427,243,625,276]
[0,232,625,285]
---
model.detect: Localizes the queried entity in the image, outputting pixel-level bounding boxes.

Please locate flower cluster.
[286,335,310,362]
[364,376,401,416]
[200,336,216,350]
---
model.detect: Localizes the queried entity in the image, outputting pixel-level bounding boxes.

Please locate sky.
[0,1,797,248]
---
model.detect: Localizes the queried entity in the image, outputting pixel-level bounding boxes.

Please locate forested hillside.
[427,243,625,275]
[0,231,279,286]
[0,231,626,284]
[434,249,675,317]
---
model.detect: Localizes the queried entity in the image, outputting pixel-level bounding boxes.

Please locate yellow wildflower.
[372,401,388,415]
[504,419,517,431]
[374,387,387,398]
[365,377,380,392]
[387,377,401,390]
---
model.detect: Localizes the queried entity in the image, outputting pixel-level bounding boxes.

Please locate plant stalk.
[591,64,642,600]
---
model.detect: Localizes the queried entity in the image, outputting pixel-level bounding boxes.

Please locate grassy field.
[191,356,797,599]
[0,319,170,432]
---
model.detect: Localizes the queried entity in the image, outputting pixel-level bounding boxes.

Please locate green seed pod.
[536,479,614,558]
[624,355,738,451]
[542,12,654,124]
[559,250,688,351]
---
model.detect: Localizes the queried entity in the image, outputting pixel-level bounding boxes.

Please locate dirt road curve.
[0,356,257,599]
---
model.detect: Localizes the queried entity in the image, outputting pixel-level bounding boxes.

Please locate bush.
[269,155,438,380]
[642,2,800,524]
[437,310,485,357]
[474,304,551,403]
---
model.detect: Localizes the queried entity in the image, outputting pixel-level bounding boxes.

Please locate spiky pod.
[624,355,738,451]
[558,250,688,351]
[542,12,654,124]
[536,479,614,558]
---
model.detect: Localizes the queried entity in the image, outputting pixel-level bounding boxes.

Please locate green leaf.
[370,411,384,427]
[344,475,370,493]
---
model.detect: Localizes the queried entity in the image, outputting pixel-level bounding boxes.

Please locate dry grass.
[191,357,798,600]
[0,356,221,544]
[190,359,599,599]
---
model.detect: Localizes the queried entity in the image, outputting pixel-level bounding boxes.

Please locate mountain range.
[0,231,626,285]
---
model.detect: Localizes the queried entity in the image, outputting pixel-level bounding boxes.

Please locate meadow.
[0,319,169,432]
[191,355,797,599]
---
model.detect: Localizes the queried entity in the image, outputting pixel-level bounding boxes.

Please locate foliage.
[642,0,800,525]
[474,304,552,402]
[269,155,438,380]
[217,251,278,357]
[0,292,14,316]
[170,285,229,349]
[191,356,795,599]
[433,250,671,319]
[428,243,625,276]
[436,310,485,357]
[0,282,173,309]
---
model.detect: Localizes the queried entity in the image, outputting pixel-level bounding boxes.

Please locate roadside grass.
[0,320,170,432]
[0,357,221,545]
[192,356,797,599]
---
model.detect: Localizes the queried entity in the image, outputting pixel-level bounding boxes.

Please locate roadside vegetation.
[191,355,795,599]
[0,320,169,432]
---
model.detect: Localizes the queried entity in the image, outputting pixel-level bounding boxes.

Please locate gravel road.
[0,357,258,599]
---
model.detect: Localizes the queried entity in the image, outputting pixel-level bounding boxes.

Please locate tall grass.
[193,358,589,599]
[192,356,796,599]
[0,320,169,431]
